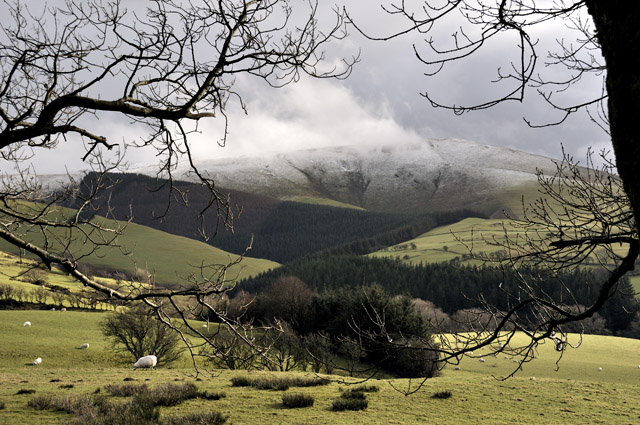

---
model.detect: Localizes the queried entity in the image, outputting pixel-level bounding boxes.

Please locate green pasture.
[0,208,279,287]
[370,217,523,265]
[1,310,640,424]
[370,217,634,271]
[0,251,121,295]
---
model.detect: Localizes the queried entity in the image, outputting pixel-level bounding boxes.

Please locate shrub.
[229,376,252,387]
[331,397,368,411]
[252,377,290,391]
[160,412,229,425]
[0,400,4,410]
[432,390,452,399]
[28,382,211,425]
[230,375,328,391]
[199,391,226,401]
[341,389,366,400]
[25,269,49,286]
[101,304,183,366]
[16,389,35,395]
[0,283,15,301]
[105,383,148,397]
[288,377,330,388]
[331,387,372,411]
[144,382,200,407]
[28,394,93,414]
[282,393,315,408]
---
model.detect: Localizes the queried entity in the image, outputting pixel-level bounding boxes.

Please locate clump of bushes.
[28,394,92,414]
[230,375,329,391]
[432,390,452,399]
[331,396,368,411]
[331,389,369,411]
[146,382,201,407]
[161,412,229,425]
[105,383,148,397]
[15,389,35,395]
[340,389,366,400]
[199,391,226,401]
[282,393,315,408]
[28,382,227,425]
[105,382,202,406]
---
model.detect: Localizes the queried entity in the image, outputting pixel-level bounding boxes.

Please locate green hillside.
[0,212,278,287]
[369,217,519,264]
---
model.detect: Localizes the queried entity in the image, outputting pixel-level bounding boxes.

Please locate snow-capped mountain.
[135,139,558,216]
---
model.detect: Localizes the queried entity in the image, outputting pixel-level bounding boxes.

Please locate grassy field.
[1,309,639,424]
[0,217,279,287]
[371,217,636,269]
[369,217,525,265]
[0,251,121,294]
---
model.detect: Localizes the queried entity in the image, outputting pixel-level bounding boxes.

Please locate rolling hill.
[0,210,278,288]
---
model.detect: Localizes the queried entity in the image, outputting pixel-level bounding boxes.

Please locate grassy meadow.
[0,217,278,287]
[1,309,640,425]
[369,217,526,264]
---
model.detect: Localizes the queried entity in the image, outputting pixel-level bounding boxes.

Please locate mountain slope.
[0,209,279,288]
[141,139,556,216]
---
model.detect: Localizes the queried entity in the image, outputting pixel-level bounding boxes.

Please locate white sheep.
[23,321,31,327]
[79,343,89,349]
[60,308,66,312]
[133,355,157,370]
[454,366,461,370]
[479,358,485,363]
[598,367,602,372]
[33,357,42,365]
[201,324,208,329]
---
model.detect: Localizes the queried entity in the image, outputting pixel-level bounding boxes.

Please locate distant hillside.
[0,205,278,288]
[131,139,557,217]
[73,173,489,263]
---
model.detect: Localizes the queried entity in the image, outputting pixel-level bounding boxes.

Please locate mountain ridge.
[130,139,557,216]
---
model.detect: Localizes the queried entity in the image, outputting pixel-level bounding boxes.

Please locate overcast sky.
[7,1,610,174]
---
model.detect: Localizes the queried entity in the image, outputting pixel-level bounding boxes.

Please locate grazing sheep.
[60,308,66,312]
[201,324,208,329]
[530,376,535,381]
[79,343,89,349]
[133,355,157,370]
[23,321,31,327]
[33,357,42,365]
[50,308,55,311]
[598,367,602,372]
[479,358,485,363]
[454,366,461,370]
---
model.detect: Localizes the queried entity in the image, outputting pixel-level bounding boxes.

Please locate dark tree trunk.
[586,1,640,234]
